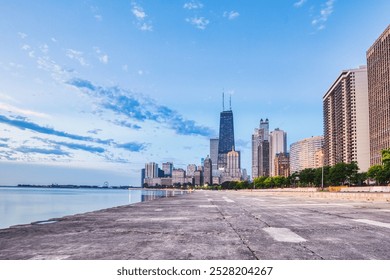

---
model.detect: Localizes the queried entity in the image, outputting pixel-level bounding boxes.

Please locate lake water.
[0,187,185,229]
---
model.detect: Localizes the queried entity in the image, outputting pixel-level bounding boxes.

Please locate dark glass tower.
[218,109,235,170]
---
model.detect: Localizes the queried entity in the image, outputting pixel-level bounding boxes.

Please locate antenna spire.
[222,90,225,111]
[229,94,232,110]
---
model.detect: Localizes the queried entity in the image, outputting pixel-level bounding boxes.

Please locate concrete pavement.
[1,190,390,260]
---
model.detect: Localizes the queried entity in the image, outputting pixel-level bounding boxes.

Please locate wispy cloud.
[311,0,335,30]
[90,6,103,21]
[186,17,209,30]
[183,1,204,10]
[0,114,112,145]
[45,140,105,154]
[0,115,148,158]
[18,32,27,39]
[67,78,215,137]
[115,142,147,152]
[15,146,70,156]
[131,1,153,31]
[294,0,307,7]
[94,47,109,64]
[223,11,240,20]
[0,102,49,118]
[113,120,142,130]
[66,49,88,66]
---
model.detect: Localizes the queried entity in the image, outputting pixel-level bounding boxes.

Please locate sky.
[0,0,389,186]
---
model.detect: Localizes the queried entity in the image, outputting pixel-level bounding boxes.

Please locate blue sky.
[0,0,389,186]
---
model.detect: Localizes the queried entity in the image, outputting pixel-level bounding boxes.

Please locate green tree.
[328,162,359,186]
[299,168,316,186]
[367,165,390,185]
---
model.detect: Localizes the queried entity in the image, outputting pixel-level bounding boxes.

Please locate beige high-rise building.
[226,147,241,181]
[323,66,370,172]
[367,25,390,166]
[270,128,287,176]
[290,136,324,173]
[274,153,290,177]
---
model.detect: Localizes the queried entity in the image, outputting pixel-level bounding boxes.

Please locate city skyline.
[0,1,389,186]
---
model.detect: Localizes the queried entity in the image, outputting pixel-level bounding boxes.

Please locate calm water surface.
[0,187,184,229]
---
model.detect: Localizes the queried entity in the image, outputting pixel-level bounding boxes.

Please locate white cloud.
[223,11,240,20]
[122,64,128,72]
[131,1,153,31]
[140,23,153,31]
[311,0,335,30]
[21,44,30,51]
[40,44,49,54]
[99,54,109,64]
[183,1,204,10]
[94,14,103,21]
[18,32,27,39]
[294,0,307,7]
[66,49,88,66]
[94,47,109,64]
[0,102,50,118]
[186,17,209,30]
[37,56,72,82]
[51,37,57,43]
[132,4,146,19]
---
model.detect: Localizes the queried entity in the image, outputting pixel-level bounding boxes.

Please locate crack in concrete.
[210,201,259,260]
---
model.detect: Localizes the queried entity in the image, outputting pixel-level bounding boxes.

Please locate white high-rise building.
[252,118,270,178]
[145,162,158,179]
[323,66,370,172]
[270,128,287,176]
[290,136,324,173]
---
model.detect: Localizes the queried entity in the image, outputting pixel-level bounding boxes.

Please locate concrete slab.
[1,190,390,260]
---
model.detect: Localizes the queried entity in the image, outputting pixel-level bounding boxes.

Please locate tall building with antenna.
[217,93,235,171]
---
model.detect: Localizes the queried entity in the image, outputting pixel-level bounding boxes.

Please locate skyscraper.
[290,136,324,174]
[203,155,212,185]
[162,162,173,177]
[252,118,270,178]
[323,66,370,171]
[227,147,241,181]
[367,25,390,166]
[217,96,235,171]
[210,138,219,175]
[270,128,287,176]
[145,162,158,179]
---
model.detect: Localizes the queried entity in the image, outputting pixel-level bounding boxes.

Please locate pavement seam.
[210,200,259,260]
[298,243,325,260]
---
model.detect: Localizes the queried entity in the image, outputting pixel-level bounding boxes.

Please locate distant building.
[203,155,212,185]
[162,162,173,177]
[290,136,324,173]
[141,168,145,187]
[218,103,235,171]
[186,164,197,177]
[323,66,370,172]
[194,170,203,186]
[210,138,219,175]
[252,118,270,178]
[367,25,390,166]
[274,153,290,177]
[226,146,241,181]
[270,128,287,176]
[172,168,186,185]
[145,162,158,179]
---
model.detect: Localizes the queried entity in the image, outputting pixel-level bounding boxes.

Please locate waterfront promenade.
[1,190,390,260]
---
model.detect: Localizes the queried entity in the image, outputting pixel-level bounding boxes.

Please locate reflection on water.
[0,187,188,229]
